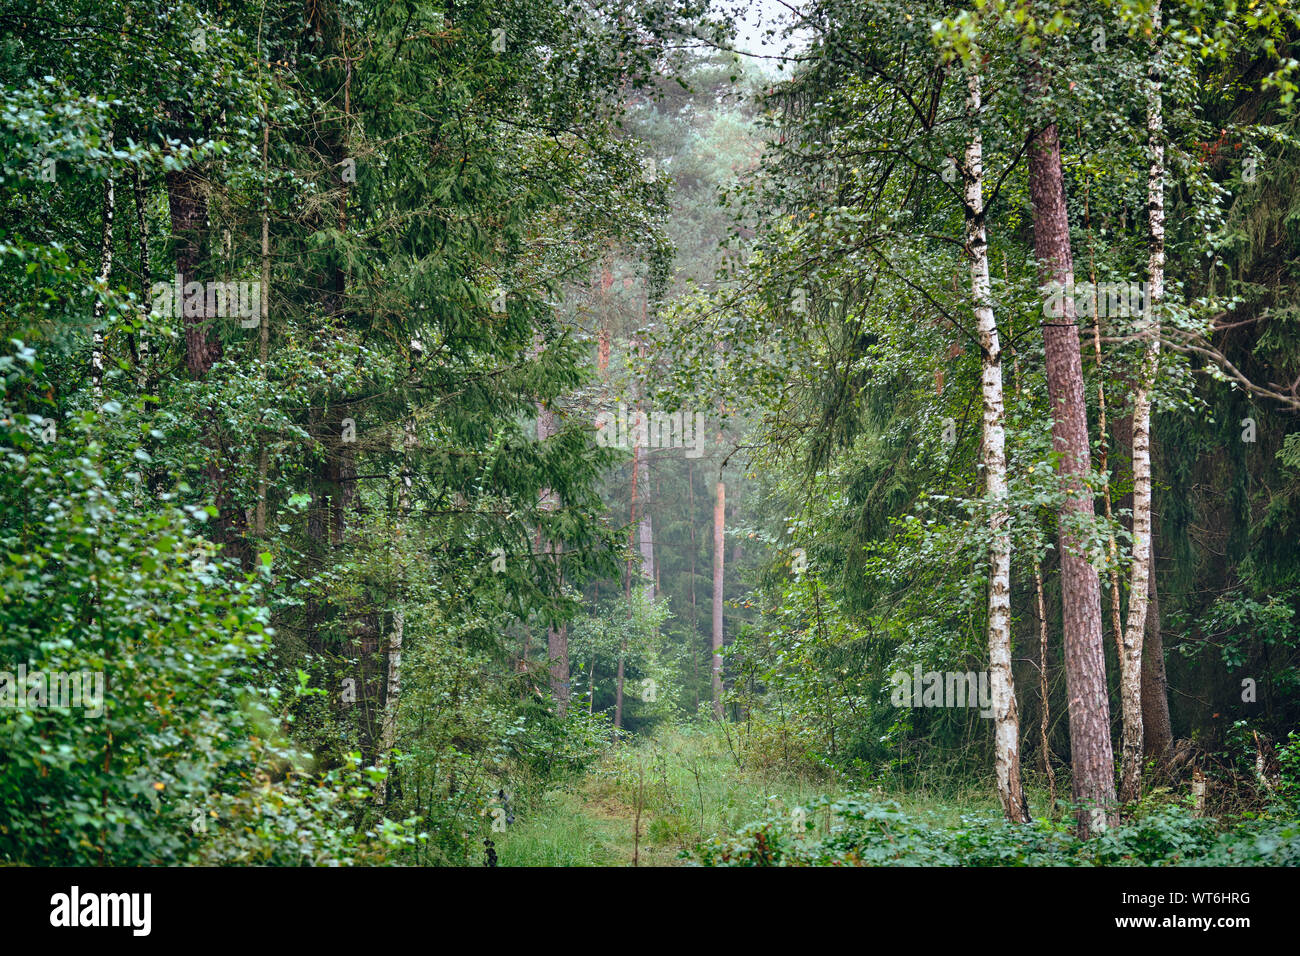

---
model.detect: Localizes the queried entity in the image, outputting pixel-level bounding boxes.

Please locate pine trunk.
[1029,118,1117,837]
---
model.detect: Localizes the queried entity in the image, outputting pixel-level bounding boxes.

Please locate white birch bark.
[1120,0,1164,805]
[376,416,415,805]
[964,68,1029,823]
[711,479,725,720]
[132,169,151,392]
[91,171,115,407]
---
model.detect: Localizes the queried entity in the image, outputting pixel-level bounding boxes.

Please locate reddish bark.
[1029,122,1117,835]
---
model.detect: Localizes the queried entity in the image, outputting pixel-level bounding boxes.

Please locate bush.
[694,792,1300,867]
[0,346,402,865]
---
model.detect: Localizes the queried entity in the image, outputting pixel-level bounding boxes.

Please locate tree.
[962,64,1029,823]
[712,479,726,720]
[1029,105,1117,838]
[1119,0,1165,804]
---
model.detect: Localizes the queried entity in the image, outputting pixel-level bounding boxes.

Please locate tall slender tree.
[1030,111,1117,836]
[1120,0,1165,804]
[711,478,725,720]
[962,65,1029,823]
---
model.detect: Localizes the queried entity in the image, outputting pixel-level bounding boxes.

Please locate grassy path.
[493,725,1024,866]
[496,726,856,866]
[497,779,688,867]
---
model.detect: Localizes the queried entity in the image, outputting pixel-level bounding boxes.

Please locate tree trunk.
[635,337,656,607]
[688,459,700,714]
[165,165,220,377]
[615,407,655,729]
[546,620,569,716]
[1080,131,1125,673]
[637,455,655,602]
[615,438,639,731]
[376,604,402,805]
[711,479,725,720]
[1089,266,1125,669]
[537,395,570,715]
[1035,559,1058,810]
[255,119,272,536]
[305,4,353,651]
[1141,507,1172,757]
[132,169,152,393]
[1107,403,1170,754]
[1030,117,1117,837]
[614,650,626,731]
[166,160,251,566]
[376,416,415,805]
[963,69,1030,823]
[1119,0,1165,805]
[91,171,116,407]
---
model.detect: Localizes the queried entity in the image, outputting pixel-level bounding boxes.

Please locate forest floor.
[495,724,1011,866]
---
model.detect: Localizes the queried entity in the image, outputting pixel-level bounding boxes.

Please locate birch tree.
[375,416,415,805]
[711,479,725,720]
[961,65,1030,823]
[90,171,115,408]
[1119,0,1165,803]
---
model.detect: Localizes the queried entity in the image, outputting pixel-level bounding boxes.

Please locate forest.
[1,0,1299,875]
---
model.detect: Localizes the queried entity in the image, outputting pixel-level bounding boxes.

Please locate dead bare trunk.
[1080,137,1125,672]
[1034,559,1058,810]
[1090,280,1125,668]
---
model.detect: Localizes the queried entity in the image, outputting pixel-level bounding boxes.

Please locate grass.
[496,723,1016,866]
[495,723,1299,867]
[493,792,624,867]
